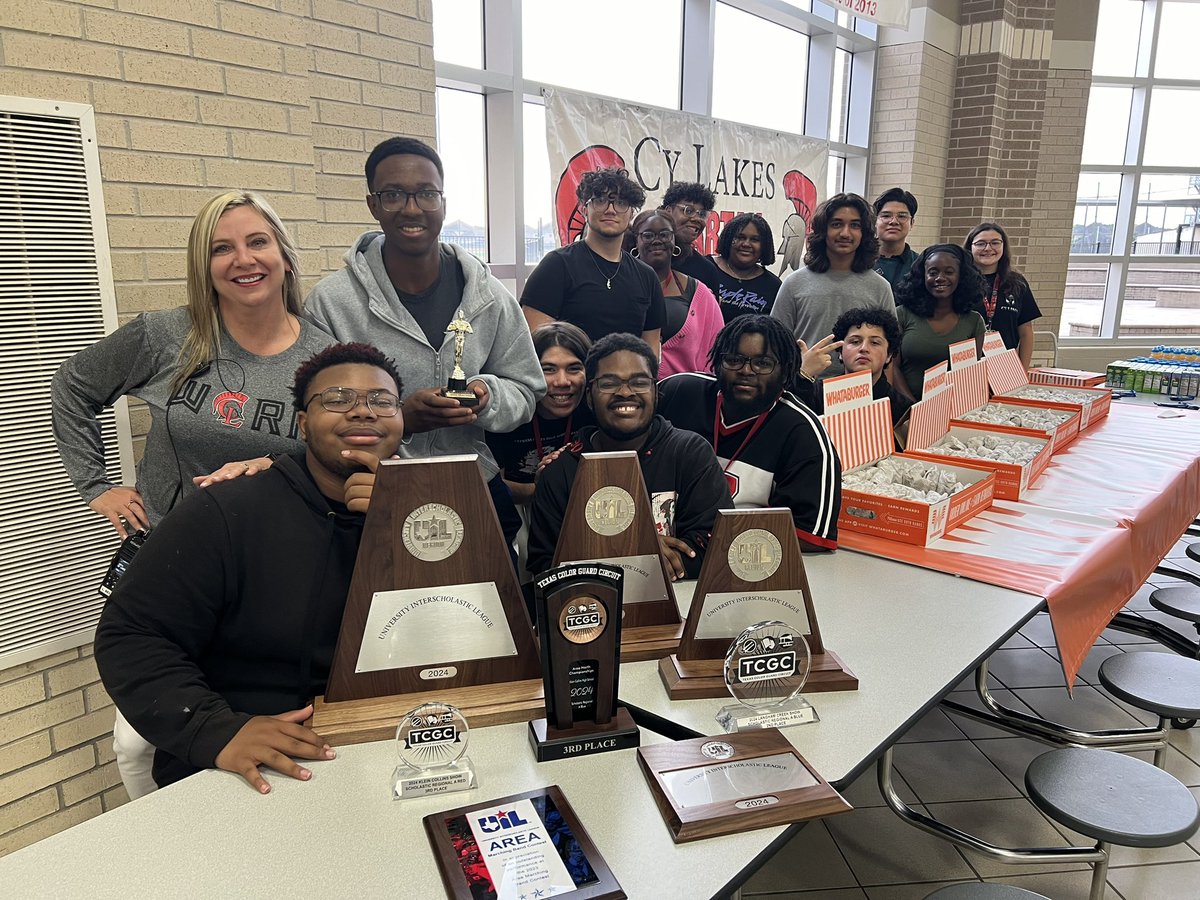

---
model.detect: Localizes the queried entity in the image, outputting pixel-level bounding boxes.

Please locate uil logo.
[212,390,249,428]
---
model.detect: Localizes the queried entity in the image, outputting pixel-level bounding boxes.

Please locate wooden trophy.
[310,455,543,745]
[551,451,683,663]
[638,730,851,843]
[659,508,857,699]
[528,563,639,761]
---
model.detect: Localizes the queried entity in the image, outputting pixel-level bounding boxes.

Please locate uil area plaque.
[528,563,639,762]
[425,785,624,900]
[552,451,683,663]
[311,455,543,745]
[659,508,857,700]
[637,729,851,843]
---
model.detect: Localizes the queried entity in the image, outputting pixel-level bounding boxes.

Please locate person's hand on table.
[401,388,479,433]
[193,456,274,488]
[214,704,336,794]
[89,486,150,536]
[658,535,696,581]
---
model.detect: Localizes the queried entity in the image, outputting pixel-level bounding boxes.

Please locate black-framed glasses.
[591,375,655,394]
[305,387,401,416]
[371,189,444,212]
[720,353,777,375]
[672,203,709,219]
[972,239,1003,249]
[637,229,674,243]
[586,195,632,213]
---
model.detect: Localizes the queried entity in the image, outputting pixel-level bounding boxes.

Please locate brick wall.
[870,0,1096,366]
[0,0,434,855]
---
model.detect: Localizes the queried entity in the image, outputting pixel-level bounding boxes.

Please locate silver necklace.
[588,245,622,290]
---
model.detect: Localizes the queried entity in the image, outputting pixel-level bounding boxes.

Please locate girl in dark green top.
[891,244,987,399]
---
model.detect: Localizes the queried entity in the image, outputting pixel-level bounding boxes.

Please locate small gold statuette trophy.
[442,309,479,407]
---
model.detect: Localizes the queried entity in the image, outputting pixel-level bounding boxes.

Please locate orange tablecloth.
[841,403,1200,687]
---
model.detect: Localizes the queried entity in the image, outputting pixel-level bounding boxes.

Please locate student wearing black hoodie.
[95,343,405,794]
[527,333,732,582]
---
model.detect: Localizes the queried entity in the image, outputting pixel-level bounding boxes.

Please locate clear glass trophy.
[392,702,478,800]
[715,620,819,733]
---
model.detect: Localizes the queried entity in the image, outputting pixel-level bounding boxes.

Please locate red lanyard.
[532,413,572,460]
[713,393,772,472]
[983,275,1000,326]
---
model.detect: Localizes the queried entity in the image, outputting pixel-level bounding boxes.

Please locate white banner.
[831,0,911,29]
[544,88,828,276]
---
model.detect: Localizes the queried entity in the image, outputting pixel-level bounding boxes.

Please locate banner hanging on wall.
[543,88,828,276]
[832,0,912,29]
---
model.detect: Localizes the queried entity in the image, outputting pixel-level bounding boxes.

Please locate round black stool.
[925,885,1049,899]
[1099,651,1200,740]
[1188,542,1200,565]
[1149,586,1200,668]
[1026,748,1199,900]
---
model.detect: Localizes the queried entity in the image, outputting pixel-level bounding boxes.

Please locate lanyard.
[712,393,772,473]
[983,275,1000,327]
[532,413,572,460]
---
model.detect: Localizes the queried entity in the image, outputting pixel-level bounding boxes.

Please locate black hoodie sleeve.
[671,432,734,579]
[527,451,577,577]
[95,489,252,772]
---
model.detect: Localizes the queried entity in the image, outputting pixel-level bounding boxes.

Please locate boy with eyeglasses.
[522,167,666,356]
[527,333,731,581]
[873,187,920,292]
[658,316,842,552]
[658,181,724,295]
[305,137,542,557]
[96,344,405,793]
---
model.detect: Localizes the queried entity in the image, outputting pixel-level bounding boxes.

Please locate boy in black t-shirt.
[521,167,665,355]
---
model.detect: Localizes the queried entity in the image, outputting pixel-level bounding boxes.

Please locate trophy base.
[619,622,684,663]
[528,706,640,762]
[715,697,819,733]
[310,679,545,746]
[392,757,477,800]
[441,378,479,407]
[659,649,859,699]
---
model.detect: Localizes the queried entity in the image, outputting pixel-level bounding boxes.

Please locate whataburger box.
[820,367,995,547]
[903,352,1052,501]
[1029,367,1107,388]
[984,340,1111,432]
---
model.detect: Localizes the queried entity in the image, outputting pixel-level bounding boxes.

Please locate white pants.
[113,709,158,799]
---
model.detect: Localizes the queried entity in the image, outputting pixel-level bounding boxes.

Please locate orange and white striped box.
[948,355,989,420]
[903,421,1053,501]
[821,368,995,547]
[954,396,1082,453]
[1029,367,1107,388]
[986,349,1111,429]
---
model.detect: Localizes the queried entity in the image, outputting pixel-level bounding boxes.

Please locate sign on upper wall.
[833,0,911,29]
[543,88,828,277]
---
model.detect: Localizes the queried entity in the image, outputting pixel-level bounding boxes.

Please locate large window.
[431,0,876,291]
[1063,0,1200,340]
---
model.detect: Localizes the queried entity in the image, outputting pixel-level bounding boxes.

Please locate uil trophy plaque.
[659,508,857,699]
[442,309,479,407]
[637,729,851,843]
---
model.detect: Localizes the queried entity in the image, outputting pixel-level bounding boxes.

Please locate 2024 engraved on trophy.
[393,701,478,799]
[715,620,819,733]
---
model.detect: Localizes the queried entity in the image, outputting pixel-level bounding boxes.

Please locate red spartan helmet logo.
[724,472,740,499]
[212,390,249,429]
[554,145,627,246]
[782,170,818,225]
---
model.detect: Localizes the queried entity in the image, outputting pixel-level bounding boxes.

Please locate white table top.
[626,551,1043,786]
[0,724,789,899]
[0,554,1041,899]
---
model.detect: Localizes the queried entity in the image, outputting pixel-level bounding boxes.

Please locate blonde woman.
[52,190,331,797]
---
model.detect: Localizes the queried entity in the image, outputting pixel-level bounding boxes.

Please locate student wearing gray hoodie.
[304,139,544,545]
